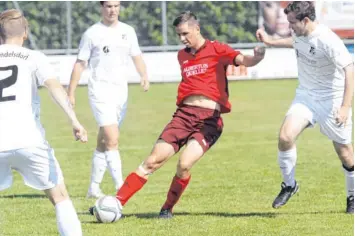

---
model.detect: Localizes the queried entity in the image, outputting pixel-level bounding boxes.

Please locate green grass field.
[0,80,353,236]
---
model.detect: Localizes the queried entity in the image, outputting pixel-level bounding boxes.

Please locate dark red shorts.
[158,105,223,153]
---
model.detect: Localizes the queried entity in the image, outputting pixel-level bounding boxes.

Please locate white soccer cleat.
[86,188,105,199]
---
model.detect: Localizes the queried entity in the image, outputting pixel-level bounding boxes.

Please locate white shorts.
[88,81,128,127]
[0,143,64,191]
[286,93,352,144]
[89,100,127,127]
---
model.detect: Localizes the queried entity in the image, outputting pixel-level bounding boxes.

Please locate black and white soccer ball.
[93,196,122,223]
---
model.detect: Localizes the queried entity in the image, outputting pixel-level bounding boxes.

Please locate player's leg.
[88,100,120,198]
[159,139,203,218]
[160,107,223,218]
[317,99,353,213]
[100,124,123,191]
[44,183,82,236]
[115,140,176,206]
[13,146,82,236]
[87,128,107,198]
[333,142,354,214]
[0,151,14,191]
[104,102,128,191]
[114,108,189,208]
[273,99,314,208]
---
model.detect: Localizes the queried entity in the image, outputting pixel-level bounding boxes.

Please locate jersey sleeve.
[213,41,241,66]
[35,52,57,86]
[324,36,353,68]
[129,28,142,57]
[77,31,92,61]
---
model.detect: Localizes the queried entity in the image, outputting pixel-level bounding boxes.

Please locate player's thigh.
[100,124,119,142]
[178,139,204,171]
[281,97,314,141]
[12,144,64,191]
[143,140,175,167]
[0,151,14,191]
[158,108,194,153]
[190,109,223,153]
[279,115,310,141]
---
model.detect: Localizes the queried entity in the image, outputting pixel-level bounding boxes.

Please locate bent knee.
[143,154,165,172]
[278,131,296,150]
[337,147,354,163]
[45,183,70,205]
[177,160,192,172]
[105,141,118,149]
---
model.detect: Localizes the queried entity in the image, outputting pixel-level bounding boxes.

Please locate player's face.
[287,12,306,36]
[261,1,290,37]
[175,22,200,49]
[101,1,120,24]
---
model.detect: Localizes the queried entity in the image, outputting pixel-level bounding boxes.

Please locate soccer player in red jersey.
[91,11,266,218]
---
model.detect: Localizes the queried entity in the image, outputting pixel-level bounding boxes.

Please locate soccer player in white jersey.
[256,1,354,213]
[68,1,149,198]
[0,9,88,235]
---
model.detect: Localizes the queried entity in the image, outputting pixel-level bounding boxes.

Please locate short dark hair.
[173,11,199,27]
[100,1,105,6]
[284,1,316,21]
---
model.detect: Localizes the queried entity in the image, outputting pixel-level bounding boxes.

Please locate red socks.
[116,172,147,206]
[116,173,191,210]
[162,175,191,211]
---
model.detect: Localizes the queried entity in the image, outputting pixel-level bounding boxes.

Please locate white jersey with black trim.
[77,21,141,87]
[293,24,353,100]
[0,44,54,152]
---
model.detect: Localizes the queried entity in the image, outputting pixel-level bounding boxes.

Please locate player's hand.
[141,77,150,92]
[256,29,271,46]
[72,122,88,143]
[68,95,76,109]
[335,106,350,126]
[253,46,266,60]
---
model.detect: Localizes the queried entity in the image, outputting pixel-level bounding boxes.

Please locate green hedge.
[0,1,258,50]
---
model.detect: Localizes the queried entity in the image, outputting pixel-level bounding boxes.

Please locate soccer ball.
[93,196,122,223]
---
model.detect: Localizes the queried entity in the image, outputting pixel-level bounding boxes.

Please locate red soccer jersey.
[176,40,241,113]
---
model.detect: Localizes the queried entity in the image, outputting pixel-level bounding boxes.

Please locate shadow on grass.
[0,194,47,199]
[81,211,278,224]
[80,209,348,224]
[122,211,278,219]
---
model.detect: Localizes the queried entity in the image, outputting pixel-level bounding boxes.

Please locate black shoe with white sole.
[346,196,354,214]
[272,181,299,209]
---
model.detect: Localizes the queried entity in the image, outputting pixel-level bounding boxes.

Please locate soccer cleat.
[159,208,173,219]
[346,196,354,214]
[86,188,105,199]
[272,181,299,209]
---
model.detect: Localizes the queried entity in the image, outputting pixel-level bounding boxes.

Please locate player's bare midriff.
[183,95,221,111]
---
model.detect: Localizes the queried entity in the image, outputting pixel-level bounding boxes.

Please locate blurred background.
[0,1,353,53]
[0,1,353,84]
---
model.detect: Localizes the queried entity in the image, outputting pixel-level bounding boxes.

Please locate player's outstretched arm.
[234,46,265,67]
[44,78,88,143]
[132,54,150,92]
[68,59,86,108]
[256,29,293,48]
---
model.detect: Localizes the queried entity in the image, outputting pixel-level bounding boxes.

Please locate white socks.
[55,199,82,236]
[278,148,297,187]
[105,150,123,190]
[89,150,107,192]
[89,149,124,191]
[343,165,354,197]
